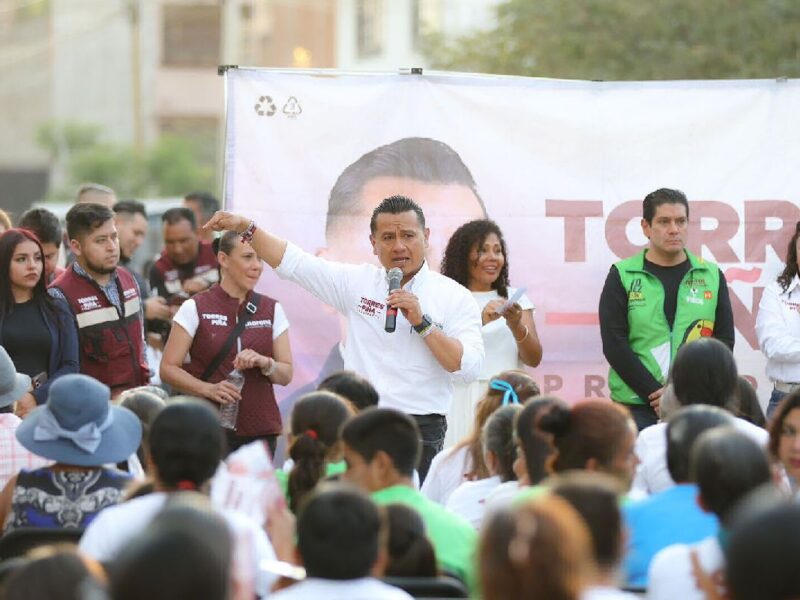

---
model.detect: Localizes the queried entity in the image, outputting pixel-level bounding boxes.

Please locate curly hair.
[777,221,800,292]
[440,219,510,297]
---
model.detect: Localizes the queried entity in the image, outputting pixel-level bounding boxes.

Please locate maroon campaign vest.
[153,241,219,300]
[52,266,149,394]
[185,284,280,436]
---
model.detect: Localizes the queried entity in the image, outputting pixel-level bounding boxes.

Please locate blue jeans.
[767,388,788,420]
[412,414,447,484]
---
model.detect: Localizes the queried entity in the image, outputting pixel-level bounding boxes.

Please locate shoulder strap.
[201,293,262,381]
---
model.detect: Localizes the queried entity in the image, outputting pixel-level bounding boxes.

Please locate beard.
[85,255,118,275]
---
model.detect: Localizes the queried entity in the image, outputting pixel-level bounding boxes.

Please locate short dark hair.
[726,502,800,600]
[768,388,800,461]
[341,408,421,477]
[184,192,220,220]
[296,484,383,580]
[665,405,734,483]
[161,207,196,229]
[691,428,771,525]
[113,200,147,219]
[515,396,567,485]
[642,188,689,223]
[670,338,738,409]
[483,404,521,482]
[441,219,510,297]
[288,391,354,512]
[148,399,225,489]
[549,471,625,570]
[369,195,426,234]
[65,202,114,240]
[17,208,62,246]
[318,370,379,412]
[326,137,486,238]
[3,547,100,600]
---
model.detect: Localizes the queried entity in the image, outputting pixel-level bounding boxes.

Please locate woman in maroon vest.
[160,231,293,455]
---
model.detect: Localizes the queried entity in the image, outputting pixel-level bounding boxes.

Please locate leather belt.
[774,381,800,393]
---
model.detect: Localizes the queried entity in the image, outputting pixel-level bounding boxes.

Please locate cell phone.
[31,372,48,389]
[498,287,526,315]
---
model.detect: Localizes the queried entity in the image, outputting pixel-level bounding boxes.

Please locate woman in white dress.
[440,219,543,447]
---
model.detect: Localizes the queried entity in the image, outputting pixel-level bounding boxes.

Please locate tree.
[423,0,800,80]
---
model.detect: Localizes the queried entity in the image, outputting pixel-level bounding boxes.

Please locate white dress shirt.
[647,535,723,600]
[756,276,800,384]
[275,242,484,415]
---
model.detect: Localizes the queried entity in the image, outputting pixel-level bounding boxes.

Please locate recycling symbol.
[254,96,276,117]
[283,96,302,118]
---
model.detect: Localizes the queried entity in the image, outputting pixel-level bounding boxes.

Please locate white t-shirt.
[472,288,534,379]
[631,417,769,496]
[276,244,484,415]
[174,298,289,340]
[648,536,723,600]
[79,492,276,597]
[272,577,413,600]
[582,585,641,600]
[445,475,502,529]
[483,479,523,515]
[420,445,471,504]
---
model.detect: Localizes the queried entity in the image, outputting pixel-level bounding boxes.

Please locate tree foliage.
[36,121,216,200]
[423,0,800,80]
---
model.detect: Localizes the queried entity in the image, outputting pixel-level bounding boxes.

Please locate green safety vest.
[608,249,720,405]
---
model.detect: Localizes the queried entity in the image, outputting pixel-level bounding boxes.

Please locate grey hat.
[0,347,31,409]
[16,373,142,467]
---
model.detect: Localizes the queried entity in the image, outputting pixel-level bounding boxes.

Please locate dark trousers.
[225,430,278,459]
[621,402,659,432]
[411,414,447,484]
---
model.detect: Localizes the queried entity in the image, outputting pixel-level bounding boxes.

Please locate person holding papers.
[440,219,542,445]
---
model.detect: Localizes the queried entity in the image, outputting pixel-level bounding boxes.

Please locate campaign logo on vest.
[685,287,704,306]
[123,287,137,300]
[356,296,384,318]
[202,313,228,327]
[246,319,272,329]
[77,295,101,311]
[627,278,645,304]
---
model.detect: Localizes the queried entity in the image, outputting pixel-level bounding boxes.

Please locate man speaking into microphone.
[205,196,483,480]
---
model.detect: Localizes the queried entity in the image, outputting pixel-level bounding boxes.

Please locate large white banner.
[224,69,800,409]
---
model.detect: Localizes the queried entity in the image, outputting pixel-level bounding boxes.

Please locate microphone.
[385,267,403,333]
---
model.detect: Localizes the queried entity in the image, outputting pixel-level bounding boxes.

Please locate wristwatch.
[413,314,433,335]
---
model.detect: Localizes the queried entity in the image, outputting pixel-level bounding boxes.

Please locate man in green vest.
[341,408,477,589]
[599,188,735,431]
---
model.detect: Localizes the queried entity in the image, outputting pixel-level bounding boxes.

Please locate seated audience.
[317,370,379,412]
[549,472,639,600]
[480,494,592,600]
[0,374,139,531]
[272,484,413,600]
[383,504,438,578]
[648,427,772,600]
[79,398,276,599]
[278,391,354,512]
[724,501,800,600]
[632,338,768,496]
[446,404,521,528]
[537,399,639,490]
[734,376,766,428]
[422,370,539,505]
[2,545,106,600]
[768,389,800,493]
[623,405,733,587]
[0,347,49,489]
[118,387,166,471]
[341,408,477,586]
[109,493,234,600]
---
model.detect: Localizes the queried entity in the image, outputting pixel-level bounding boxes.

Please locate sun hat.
[0,346,30,409]
[16,373,142,467]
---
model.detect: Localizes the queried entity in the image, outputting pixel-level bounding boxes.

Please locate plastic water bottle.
[219,369,244,430]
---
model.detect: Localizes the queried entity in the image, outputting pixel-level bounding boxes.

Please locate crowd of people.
[0,181,798,600]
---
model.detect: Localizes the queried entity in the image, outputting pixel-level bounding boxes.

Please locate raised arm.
[204,211,288,268]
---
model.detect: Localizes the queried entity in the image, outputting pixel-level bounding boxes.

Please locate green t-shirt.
[371,484,477,589]
[276,460,347,506]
